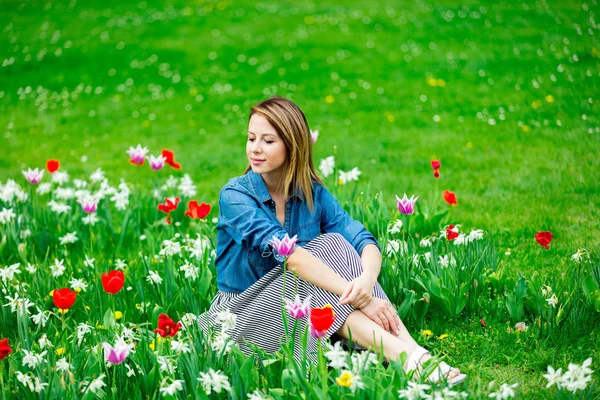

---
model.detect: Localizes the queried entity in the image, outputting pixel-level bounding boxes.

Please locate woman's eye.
[265,141,274,144]
[248,138,255,142]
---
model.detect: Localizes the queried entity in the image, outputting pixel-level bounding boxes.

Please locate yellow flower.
[335,370,353,387]
[421,329,433,337]
[75,288,82,293]
[57,308,69,315]
[531,100,543,109]
[436,79,446,87]
[522,125,530,132]
[325,95,335,104]
[85,306,90,311]
[56,348,66,356]
[149,341,155,351]
[545,95,555,103]
[49,290,54,297]
[426,77,438,87]
[114,311,123,320]
[438,333,449,340]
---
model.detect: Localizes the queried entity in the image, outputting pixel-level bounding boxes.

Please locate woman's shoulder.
[219,173,253,200]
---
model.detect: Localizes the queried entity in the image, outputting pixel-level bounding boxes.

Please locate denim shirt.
[215,170,380,294]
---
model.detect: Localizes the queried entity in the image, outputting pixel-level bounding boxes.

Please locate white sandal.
[405,346,467,386]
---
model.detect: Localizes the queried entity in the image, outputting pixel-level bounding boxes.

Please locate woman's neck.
[261,172,285,200]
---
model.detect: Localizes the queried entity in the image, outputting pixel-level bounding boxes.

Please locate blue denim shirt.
[215,170,380,294]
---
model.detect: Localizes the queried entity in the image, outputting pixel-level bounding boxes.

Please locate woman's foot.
[404,346,466,385]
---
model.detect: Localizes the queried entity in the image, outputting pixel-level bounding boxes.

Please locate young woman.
[198,96,465,384]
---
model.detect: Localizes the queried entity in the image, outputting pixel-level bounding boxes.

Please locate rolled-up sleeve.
[319,186,380,255]
[218,185,288,258]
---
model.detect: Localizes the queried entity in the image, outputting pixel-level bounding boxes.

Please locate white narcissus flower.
[0,263,20,283]
[0,208,16,224]
[22,349,47,369]
[36,182,52,195]
[543,365,563,388]
[84,255,95,268]
[146,270,163,285]
[387,219,403,234]
[215,309,237,333]
[170,339,191,354]
[325,341,349,370]
[546,294,558,308]
[179,261,199,280]
[59,232,79,245]
[30,307,49,327]
[47,200,71,215]
[338,167,361,184]
[197,369,232,395]
[55,357,72,373]
[51,171,69,185]
[488,382,518,399]
[89,168,106,183]
[159,379,184,396]
[50,258,66,277]
[319,156,335,178]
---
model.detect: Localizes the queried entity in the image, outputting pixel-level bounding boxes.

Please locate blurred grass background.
[1,0,599,274]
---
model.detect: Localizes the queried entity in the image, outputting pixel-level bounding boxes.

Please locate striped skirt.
[197,233,396,365]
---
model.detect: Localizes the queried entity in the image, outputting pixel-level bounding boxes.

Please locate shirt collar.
[247,170,305,203]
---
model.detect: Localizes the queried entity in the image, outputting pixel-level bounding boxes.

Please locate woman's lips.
[251,158,265,165]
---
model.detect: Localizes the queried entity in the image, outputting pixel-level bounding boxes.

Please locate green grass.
[1,0,599,398]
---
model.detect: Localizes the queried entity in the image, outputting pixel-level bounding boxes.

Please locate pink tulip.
[395,193,419,215]
[127,144,149,166]
[309,323,328,339]
[147,155,166,171]
[22,168,44,185]
[77,198,98,214]
[310,129,319,144]
[102,341,130,365]
[269,233,298,258]
[283,294,312,319]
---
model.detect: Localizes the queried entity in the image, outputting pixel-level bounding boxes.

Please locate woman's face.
[246,113,287,180]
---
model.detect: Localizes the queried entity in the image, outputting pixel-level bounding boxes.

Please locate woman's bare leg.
[335,310,460,378]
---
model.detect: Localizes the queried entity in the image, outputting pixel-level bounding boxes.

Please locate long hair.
[244,96,322,212]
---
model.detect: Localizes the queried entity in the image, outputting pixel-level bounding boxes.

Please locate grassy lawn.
[1,0,599,398]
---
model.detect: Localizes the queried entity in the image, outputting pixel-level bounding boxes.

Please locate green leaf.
[103,308,116,329]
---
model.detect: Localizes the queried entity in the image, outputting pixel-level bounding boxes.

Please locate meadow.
[0,0,599,398]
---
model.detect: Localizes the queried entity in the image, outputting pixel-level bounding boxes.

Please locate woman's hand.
[360,297,400,335]
[338,273,376,309]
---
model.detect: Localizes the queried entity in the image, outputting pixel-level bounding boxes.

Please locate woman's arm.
[360,243,382,286]
[286,246,371,308]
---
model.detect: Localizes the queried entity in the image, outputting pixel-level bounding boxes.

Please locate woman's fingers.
[338,282,354,305]
[383,306,397,334]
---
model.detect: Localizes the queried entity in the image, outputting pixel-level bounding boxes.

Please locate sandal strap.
[405,346,430,373]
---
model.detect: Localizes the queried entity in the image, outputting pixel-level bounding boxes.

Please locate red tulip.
[53,288,77,310]
[443,190,458,206]
[185,200,211,219]
[535,231,553,249]
[102,270,125,294]
[480,318,488,327]
[431,160,441,178]
[0,338,12,360]
[161,149,181,170]
[310,305,336,333]
[446,225,459,241]
[46,159,60,173]
[157,197,180,224]
[154,313,182,337]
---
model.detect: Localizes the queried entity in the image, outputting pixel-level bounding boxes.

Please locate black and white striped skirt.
[197,233,395,365]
